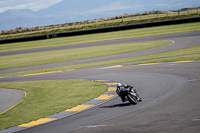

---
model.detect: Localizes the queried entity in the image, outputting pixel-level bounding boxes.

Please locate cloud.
[0,0,63,13]
[0,4,26,13]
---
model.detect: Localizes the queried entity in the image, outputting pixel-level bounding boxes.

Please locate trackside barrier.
[0,17,200,44]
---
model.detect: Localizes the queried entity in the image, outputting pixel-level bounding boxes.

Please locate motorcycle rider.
[117,83,142,102]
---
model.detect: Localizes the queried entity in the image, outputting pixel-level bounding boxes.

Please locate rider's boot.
[137,97,142,102]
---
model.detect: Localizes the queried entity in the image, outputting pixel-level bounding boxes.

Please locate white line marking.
[81,124,114,128]
[189,79,200,82]
[192,119,200,121]
[168,40,175,45]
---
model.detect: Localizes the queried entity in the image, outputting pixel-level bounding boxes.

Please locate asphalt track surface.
[0,89,24,114]
[0,31,200,133]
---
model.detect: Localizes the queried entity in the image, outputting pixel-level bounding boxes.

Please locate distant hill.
[0,9,37,29]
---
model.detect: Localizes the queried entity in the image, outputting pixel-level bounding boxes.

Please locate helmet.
[117,83,122,87]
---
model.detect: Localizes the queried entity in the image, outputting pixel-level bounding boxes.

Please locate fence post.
[132,15,134,22]
[149,14,151,22]
[178,10,180,16]
[2,31,4,38]
[157,12,159,19]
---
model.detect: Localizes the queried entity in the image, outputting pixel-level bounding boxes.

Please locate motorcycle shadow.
[100,102,133,108]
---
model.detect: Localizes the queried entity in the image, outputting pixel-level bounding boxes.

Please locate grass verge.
[126,54,200,65]
[0,80,108,130]
[0,46,199,78]
[0,40,171,70]
[0,22,200,53]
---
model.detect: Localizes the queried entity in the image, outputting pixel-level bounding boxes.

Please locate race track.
[0,31,200,133]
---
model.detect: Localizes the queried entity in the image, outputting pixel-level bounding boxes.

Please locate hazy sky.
[0,0,199,13]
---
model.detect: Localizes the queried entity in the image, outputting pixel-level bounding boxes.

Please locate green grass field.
[0,40,170,70]
[0,45,199,78]
[0,80,108,130]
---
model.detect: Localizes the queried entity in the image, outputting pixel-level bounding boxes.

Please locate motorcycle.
[116,83,142,105]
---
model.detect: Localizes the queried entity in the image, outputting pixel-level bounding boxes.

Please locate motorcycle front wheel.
[127,94,137,105]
